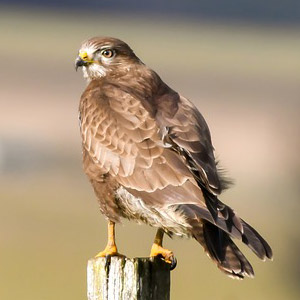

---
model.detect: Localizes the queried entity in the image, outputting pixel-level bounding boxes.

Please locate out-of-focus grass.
[0,6,299,300]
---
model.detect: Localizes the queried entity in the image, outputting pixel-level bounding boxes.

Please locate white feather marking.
[86,64,107,78]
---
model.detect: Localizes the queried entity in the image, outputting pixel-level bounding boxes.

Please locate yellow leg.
[150,228,177,269]
[95,221,124,258]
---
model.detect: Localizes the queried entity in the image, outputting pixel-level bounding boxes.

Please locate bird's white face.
[75,44,117,80]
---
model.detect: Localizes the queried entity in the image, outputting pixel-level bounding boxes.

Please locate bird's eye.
[101,49,114,58]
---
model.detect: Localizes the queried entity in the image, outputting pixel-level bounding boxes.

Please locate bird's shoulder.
[79,79,103,108]
[78,70,229,194]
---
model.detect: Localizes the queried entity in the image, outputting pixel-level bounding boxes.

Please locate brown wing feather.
[156,94,224,194]
[80,79,229,208]
[80,77,241,227]
[80,80,192,192]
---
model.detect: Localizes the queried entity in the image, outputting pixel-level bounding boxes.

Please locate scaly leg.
[95,221,124,258]
[150,228,177,270]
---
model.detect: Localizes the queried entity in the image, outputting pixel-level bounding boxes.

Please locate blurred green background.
[0,2,299,300]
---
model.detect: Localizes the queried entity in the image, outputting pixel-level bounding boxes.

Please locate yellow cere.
[78,51,96,64]
[79,51,88,60]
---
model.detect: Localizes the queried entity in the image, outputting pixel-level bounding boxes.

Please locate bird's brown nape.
[77,36,273,278]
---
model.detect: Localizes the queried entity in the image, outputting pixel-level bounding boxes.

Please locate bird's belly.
[115,186,191,237]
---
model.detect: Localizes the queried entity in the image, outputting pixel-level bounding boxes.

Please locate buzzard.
[75,37,272,278]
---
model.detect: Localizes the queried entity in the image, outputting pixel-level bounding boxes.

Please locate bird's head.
[75,37,139,80]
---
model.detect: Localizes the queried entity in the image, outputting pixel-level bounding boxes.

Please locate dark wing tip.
[200,221,255,280]
[241,220,273,261]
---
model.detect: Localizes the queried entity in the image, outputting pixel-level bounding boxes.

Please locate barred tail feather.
[193,221,254,279]
[179,204,273,279]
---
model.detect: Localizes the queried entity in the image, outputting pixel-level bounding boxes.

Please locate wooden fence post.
[87,256,171,300]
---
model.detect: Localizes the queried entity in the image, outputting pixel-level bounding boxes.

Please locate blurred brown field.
[0,7,300,300]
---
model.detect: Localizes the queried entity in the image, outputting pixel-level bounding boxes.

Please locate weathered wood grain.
[87,256,170,300]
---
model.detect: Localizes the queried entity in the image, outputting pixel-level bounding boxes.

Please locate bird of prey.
[75,37,272,279]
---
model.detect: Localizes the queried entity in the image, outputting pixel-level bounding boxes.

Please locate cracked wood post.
[87,256,171,300]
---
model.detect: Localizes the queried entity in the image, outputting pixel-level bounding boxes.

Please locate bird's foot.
[95,244,125,259]
[150,243,177,270]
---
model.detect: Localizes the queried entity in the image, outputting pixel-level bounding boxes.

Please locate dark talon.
[170,256,177,270]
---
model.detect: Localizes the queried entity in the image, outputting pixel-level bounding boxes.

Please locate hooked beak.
[75,56,87,71]
[75,51,93,71]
